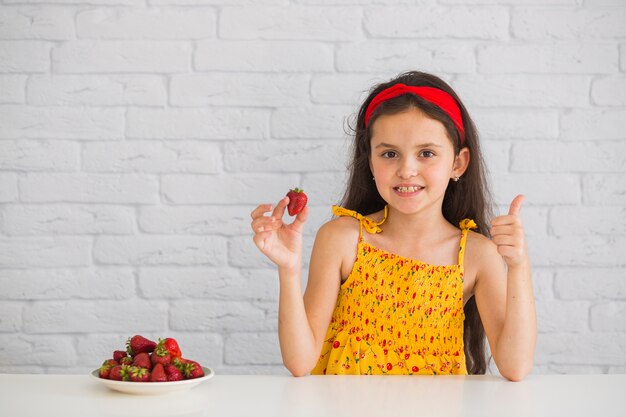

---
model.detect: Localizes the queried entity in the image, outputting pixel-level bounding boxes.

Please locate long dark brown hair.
[339,71,494,375]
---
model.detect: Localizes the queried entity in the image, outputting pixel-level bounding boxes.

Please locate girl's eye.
[420,150,435,158]
[381,151,397,158]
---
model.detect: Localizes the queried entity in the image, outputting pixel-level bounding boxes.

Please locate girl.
[250,71,536,381]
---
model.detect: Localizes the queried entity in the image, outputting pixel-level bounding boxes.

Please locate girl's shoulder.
[465,229,501,269]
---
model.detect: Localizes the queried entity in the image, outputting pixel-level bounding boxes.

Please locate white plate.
[91,366,214,395]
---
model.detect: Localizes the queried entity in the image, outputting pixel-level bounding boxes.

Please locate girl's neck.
[381,205,453,242]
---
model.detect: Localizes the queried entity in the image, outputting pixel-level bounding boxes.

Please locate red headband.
[364,83,466,146]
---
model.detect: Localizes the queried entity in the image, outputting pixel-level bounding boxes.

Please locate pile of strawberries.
[98,335,205,382]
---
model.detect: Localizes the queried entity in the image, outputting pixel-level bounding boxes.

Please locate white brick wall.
[0,0,624,377]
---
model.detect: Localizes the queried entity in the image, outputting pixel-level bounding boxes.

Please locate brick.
[27,75,166,106]
[224,140,347,173]
[555,268,626,301]
[454,75,590,107]
[548,364,610,374]
[301,171,349,206]
[537,300,588,333]
[0,237,91,268]
[228,236,278,269]
[0,41,50,72]
[139,267,278,301]
[161,173,299,204]
[196,40,333,72]
[0,75,26,103]
[491,174,580,205]
[53,41,191,73]
[532,269,554,301]
[23,300,168,333]
[0,302,21,331]
[481,140,509,174]
[170,73,309,107]
[0,140,78,171]
[0,335,75,366]
[621,44,626,71]
[5,0,142,4]
[225,333,282,365]
[94,235,227,266]
[512,8,626,40]
[220,6,362,41]
[272,105,354,139]
[550,207,626,236]
[82,140,221,173]
[470,109,559,140]
[0,173,18,202]
[170,300,270,331]
[536,332,626,365]
[477,42,617,73]
[139,205,254,235]
[561,109,626,140]
[336,41,474,74]
[364,6,509,39]
[0,106,124,139]
[441,0,575,3]
[154,0,285,3]
[76,7,216,39]
[0,7,74,40]
[3,204,135,235]
[20,173,158,203]
[590,302,626,331]
[511,141,626,172]
[530,236,626,267]
[583,174,626,205]
[311,73,394,104]
[127,107,269,140]
[0,267,134,300]
[591,76,626,106]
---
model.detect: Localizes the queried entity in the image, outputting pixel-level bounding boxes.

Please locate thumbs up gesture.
[490,194,530,268]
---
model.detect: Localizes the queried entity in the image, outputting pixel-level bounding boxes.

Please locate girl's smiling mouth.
[393,184,425,195]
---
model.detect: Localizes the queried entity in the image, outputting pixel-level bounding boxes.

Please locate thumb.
[508,194,525,216]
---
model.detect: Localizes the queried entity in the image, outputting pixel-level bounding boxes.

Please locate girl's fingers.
[490,224,517,237]
[251,215,278,232]
[291,205,309,228]
[272,196,288,219]
[250,204,273,220]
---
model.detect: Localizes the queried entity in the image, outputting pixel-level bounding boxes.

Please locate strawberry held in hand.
[286,187,307,216]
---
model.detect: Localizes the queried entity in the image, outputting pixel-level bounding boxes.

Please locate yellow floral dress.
[310,205,477,376]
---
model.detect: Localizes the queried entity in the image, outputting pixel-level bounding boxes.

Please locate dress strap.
[332,205,387,241]
[458,218,477,267]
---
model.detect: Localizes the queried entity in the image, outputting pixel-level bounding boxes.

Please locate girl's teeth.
[397,186,421,192]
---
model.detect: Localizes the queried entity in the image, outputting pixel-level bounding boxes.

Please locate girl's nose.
[396,159,417,179]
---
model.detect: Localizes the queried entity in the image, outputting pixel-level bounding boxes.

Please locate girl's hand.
[250,196,308,271]
[490,194,529,269]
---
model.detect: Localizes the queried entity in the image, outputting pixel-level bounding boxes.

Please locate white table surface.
[1,372,624,417]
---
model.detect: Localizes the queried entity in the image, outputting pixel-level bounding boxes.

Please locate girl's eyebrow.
[374,142,442,149]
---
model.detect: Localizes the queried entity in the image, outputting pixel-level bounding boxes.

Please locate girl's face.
[368,107,469,216]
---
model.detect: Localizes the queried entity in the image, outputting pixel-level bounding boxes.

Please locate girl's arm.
[251,199,345,376]
[474,195,537,382]
[278,220,345,376]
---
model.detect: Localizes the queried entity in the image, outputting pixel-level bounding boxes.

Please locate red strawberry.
[128,366,150,382]
[182,360,204,379]
[150,363,167,382]
[151,342,171,366]
[113,350,127,363]
[172,357,187,372]
[164,364,183,382]
[126,335,156,356]
[286,188,307,216]
[132,352,152,370]
[119,356,134,366]
[109,365,131,381]
[98,359,117,379]
[160,338,182,359]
